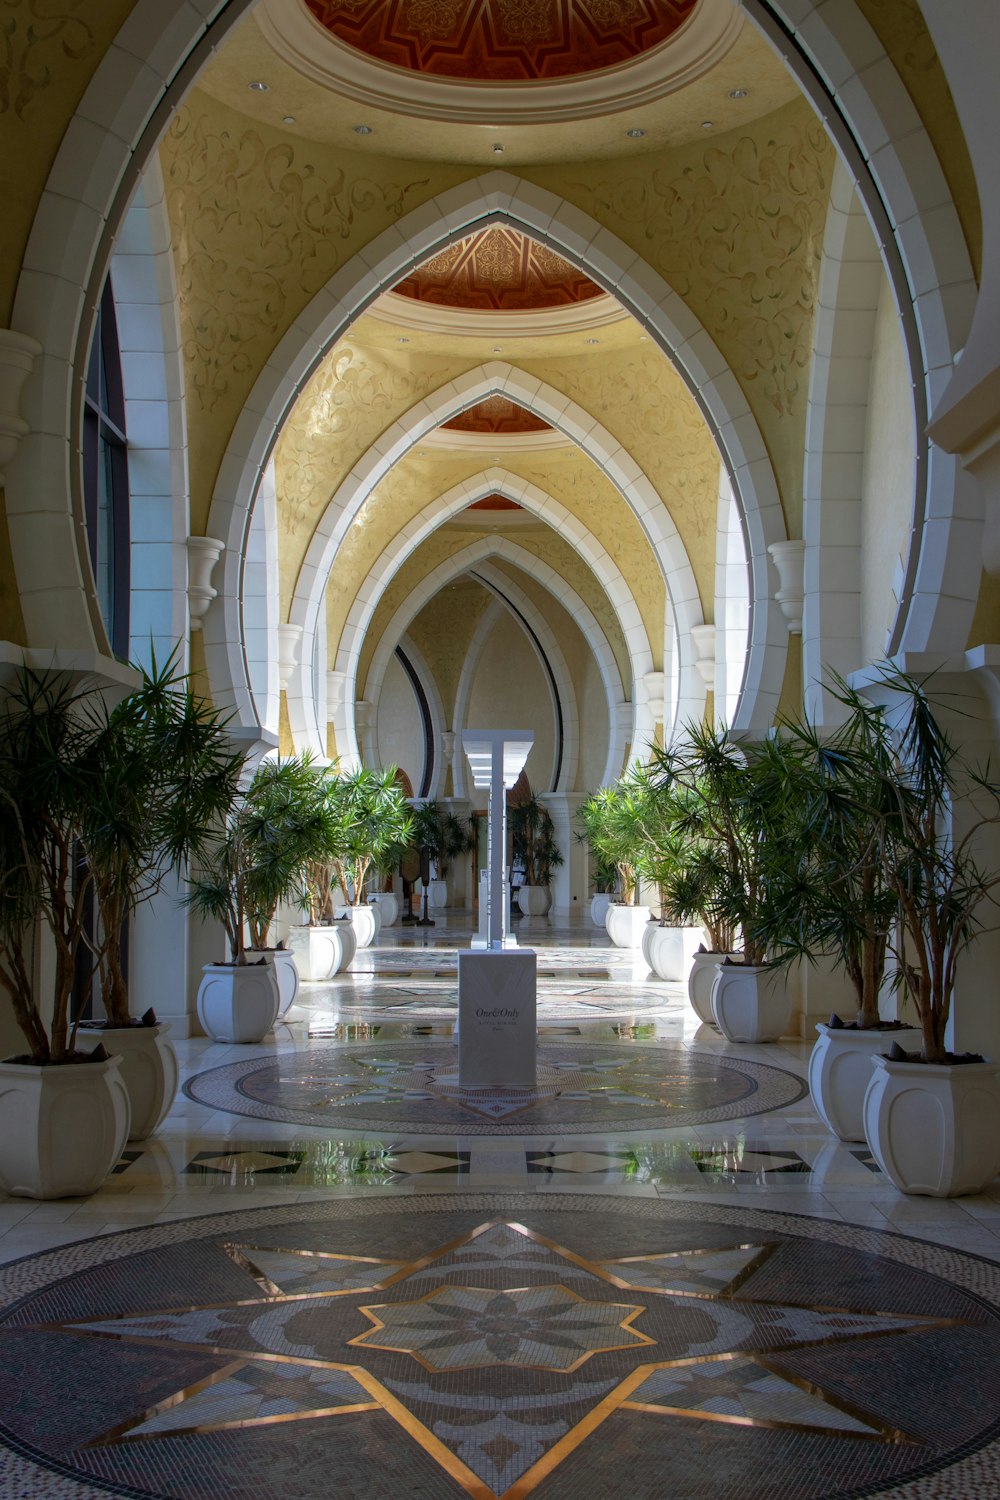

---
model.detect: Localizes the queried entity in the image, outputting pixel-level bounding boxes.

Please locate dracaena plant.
[578,784,643,905]
[827,667,1000,1063]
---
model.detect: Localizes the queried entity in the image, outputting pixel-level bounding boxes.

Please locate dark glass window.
[83,279,130,658]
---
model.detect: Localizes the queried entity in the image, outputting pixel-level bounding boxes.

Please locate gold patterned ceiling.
[395,228,604,312]
[304,0,699,82]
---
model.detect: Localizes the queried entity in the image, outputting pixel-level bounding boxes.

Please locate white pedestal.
[458,949,537,1087]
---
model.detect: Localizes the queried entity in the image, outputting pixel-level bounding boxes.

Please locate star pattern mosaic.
[5,1197,1000,1500]
[184,1038,807,1136]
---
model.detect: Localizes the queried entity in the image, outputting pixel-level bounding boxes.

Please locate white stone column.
[131,872,194,1037]
[538,792,587,918]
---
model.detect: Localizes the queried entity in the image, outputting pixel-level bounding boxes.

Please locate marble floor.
[3,914,1000,1499]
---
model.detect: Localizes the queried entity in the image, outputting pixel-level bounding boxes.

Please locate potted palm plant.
[510,791,562,916]
[578,784,651,946]
[242,754,336,1014]
[760,701,919,1141]
[329,766,413,947]
[650,724,808,1042]
[77,653,243,1136]
[0,670,132,1196]
[622,764,707,983]
[835,667,1000,1195]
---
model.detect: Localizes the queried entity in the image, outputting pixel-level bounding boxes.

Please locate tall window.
[83,279,130,658]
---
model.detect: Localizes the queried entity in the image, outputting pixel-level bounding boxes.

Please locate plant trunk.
[0,940,49,1061]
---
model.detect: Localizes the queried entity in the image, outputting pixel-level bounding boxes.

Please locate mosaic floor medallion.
[184,1039,808,1135]
[2,1193,1000,1500]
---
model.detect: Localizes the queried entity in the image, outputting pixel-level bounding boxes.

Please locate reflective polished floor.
[3,914,1000,1500]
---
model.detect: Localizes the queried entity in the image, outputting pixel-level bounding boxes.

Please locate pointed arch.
[289,464,651,759]
[350,535,628,790]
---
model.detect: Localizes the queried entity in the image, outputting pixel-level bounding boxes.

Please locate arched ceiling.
[394,226,604,311]
[304,0,698,82]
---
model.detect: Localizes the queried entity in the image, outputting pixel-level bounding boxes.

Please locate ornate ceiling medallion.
[444,398,551,434]
[397,226,603,312]
[303,0,698,83]
[257,0,743,125]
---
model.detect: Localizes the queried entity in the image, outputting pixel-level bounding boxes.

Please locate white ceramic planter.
[428,879,448,910]
[605,902,653,948]
[808,1023,923,1143]
[196,961,280,1043]
[642,923,704,982]
[0,1054,131,1198]
[287,923,357,981]
[517,884,550,916]
[79,1023,178,1141]
[245,948,300,1016]
[711,963,792,1043]
[590,893,611,928]
[336,904,380,948]
[687,951,734,1025]
[863,1054,1000,1196]
[369,891,399,927]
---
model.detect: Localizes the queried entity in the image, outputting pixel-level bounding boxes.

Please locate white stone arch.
[109,157,191,673]
[298,464,649,754]
[364,632,446,797]
[197,173,790,739]
[286,369,694,753]
[4,1,979,699]
[358,536,628,790]
[450,564,581,797]
[747,1,981,661]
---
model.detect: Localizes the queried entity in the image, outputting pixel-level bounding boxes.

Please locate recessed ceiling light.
[398,337,410,344]
[701,120,714,130]
[283,115,296,125]
[248,80,269,92]
[625,128,646,138]
[492,143,504,153]
[727,87,749,99]
[586,338,600,345]
[353,123,373,135]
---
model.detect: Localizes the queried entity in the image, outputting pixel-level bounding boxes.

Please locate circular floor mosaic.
[184,1038,808,1136]
[2,1193,1000,1500]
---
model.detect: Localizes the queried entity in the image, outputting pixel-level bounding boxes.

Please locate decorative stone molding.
[355,699,374,734]
[690,624,717,688]
[186,537,225,631]
[326,668,348,716]
[638,671,666,723]
[277,624,303,691]
[441,730,456,772]
[0,330,41,481]
[768,540,805,634]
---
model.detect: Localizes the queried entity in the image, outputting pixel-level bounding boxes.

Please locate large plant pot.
[369,891,399,927]
[80,1023,178,1141]
[196,961,280,1044]
[245,948,300,1016]
[0,1054,130,1199]
[517,884,550,917]
[287,923,357,981]
[336,904,380,948]
[711,962,792,1043]
[863,1054,1000,1196]
[642,923,704,982]
[428,879,448,910]
[605,902,653,948]
[809,1022,923,1143]
[687,951,735,1024]
[590,893,611,928]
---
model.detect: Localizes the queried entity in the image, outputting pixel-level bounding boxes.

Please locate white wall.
[860,274,917,664]
[376,652,425,793]
[466,611,555,793]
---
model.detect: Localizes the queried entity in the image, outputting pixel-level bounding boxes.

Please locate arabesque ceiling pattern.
[394,227,604,311]
[303,0,698,81]
[443,397,551,433]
